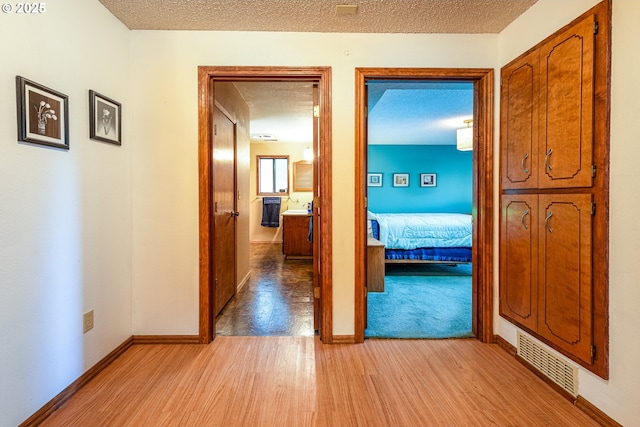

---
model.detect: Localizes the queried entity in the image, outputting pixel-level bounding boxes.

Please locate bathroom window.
[257,155,289,196]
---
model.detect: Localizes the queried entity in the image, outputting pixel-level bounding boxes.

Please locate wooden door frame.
[198,66,333,344]
[354,68,494,343]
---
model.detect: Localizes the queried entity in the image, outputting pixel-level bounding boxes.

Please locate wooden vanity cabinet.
[282,214,312,258]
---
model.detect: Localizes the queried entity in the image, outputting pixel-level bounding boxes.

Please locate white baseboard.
[237,271,251,292]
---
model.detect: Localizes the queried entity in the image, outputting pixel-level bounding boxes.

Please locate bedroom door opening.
[198,67,333,344]
[364,79,474,339]
[354,68,495,343]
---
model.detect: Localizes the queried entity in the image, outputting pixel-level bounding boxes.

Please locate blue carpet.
[365,267,472,339]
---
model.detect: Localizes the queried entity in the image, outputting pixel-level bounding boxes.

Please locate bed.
[368,212,472,263]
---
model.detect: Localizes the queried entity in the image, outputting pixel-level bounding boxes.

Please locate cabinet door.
[500,195,538,331]
[501,50,539,190]
[539,14,595,189]
[538,194,593,364]
[283,215,313,257]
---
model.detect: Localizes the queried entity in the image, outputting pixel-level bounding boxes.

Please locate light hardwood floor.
[41,337,598,426]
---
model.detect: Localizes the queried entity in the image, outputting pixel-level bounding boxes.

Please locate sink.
[282,209,309,215]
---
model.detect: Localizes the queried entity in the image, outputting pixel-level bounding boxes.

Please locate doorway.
[364,80,474,339]
[198,66,333,344]
[354,68,495,343]
[216,81,315,336]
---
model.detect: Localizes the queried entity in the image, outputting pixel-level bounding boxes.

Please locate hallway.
[39,336,599,427]
[216,243,314,336]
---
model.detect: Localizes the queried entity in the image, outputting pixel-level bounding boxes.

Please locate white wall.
[0,1,132,425]
[497,1,639,425]
[128,30,497,337]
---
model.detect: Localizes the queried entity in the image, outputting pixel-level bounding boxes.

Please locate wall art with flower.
[89,90,121,145]
[16,76,69,149]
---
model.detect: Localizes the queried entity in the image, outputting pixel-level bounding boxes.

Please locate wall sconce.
[303,146,313,161]
[456,119,473,151]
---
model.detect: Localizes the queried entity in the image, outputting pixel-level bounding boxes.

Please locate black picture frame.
[16,76,69,150]
[420,173,437,187]
[89,90,121,145]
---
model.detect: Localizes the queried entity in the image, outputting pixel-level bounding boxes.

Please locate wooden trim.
[590,0,611,381]
[198,66,333,344]
[354,67,494,343]
[19,337,134,427]
[332,335,357,344]
[198,66,214,343]
[493,334,517,357]
[495,334,620,427]
[576,396,623,427]
[132,335,201,344]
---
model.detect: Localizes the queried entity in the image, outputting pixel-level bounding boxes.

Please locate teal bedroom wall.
[367,145,472,213]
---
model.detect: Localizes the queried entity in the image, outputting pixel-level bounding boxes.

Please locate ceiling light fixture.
[304,147,313,161]
[456,119,473,151]
[250,133,278,142]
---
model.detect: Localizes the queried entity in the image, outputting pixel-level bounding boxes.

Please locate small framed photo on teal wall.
[393,173,409,187]
[368,173,383,187]
[420,173,437,187]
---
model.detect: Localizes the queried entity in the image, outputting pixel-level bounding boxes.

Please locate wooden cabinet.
[537,194,593,363]
[282,214,312,259]
[501,13,595,190]
[367,238,385,292]
[501,50,540,190]
[500,195,539,332]
[499,8,607,373]
[500,194,593,364]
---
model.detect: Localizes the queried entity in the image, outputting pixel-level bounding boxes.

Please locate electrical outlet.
[83,310,94,333]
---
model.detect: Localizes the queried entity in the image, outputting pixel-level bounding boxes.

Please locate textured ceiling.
[367,81,473,146]
[233,80,473,146]
[233,82,315,144]
[98,0,537,145]
[98,0,537,33]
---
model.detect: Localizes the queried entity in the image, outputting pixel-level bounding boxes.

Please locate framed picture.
[367,173,383,187]
[16,76,69,149]
[420,173,437,187]
[393,173,409,187]
[90,90,121,145]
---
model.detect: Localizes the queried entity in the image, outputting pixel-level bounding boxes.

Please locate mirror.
[293,161,313,192]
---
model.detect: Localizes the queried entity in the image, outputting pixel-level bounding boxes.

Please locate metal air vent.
[517,332,579,397]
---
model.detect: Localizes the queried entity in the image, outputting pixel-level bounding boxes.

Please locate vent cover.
[517,332,579,396]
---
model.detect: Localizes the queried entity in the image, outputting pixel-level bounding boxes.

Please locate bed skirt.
[384,247,472,263]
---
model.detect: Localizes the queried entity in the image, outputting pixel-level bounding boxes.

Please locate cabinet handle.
[545,211,553,233]
[521,153,529,174]
[230,211,239,217]
[545,148,553,171]
[521,209,529,230]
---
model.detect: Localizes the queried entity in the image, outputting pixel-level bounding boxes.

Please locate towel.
[307,202,313,242]
[261,197,281,227]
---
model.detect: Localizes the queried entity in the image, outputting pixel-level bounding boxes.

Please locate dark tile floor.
[215,243,314,336]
